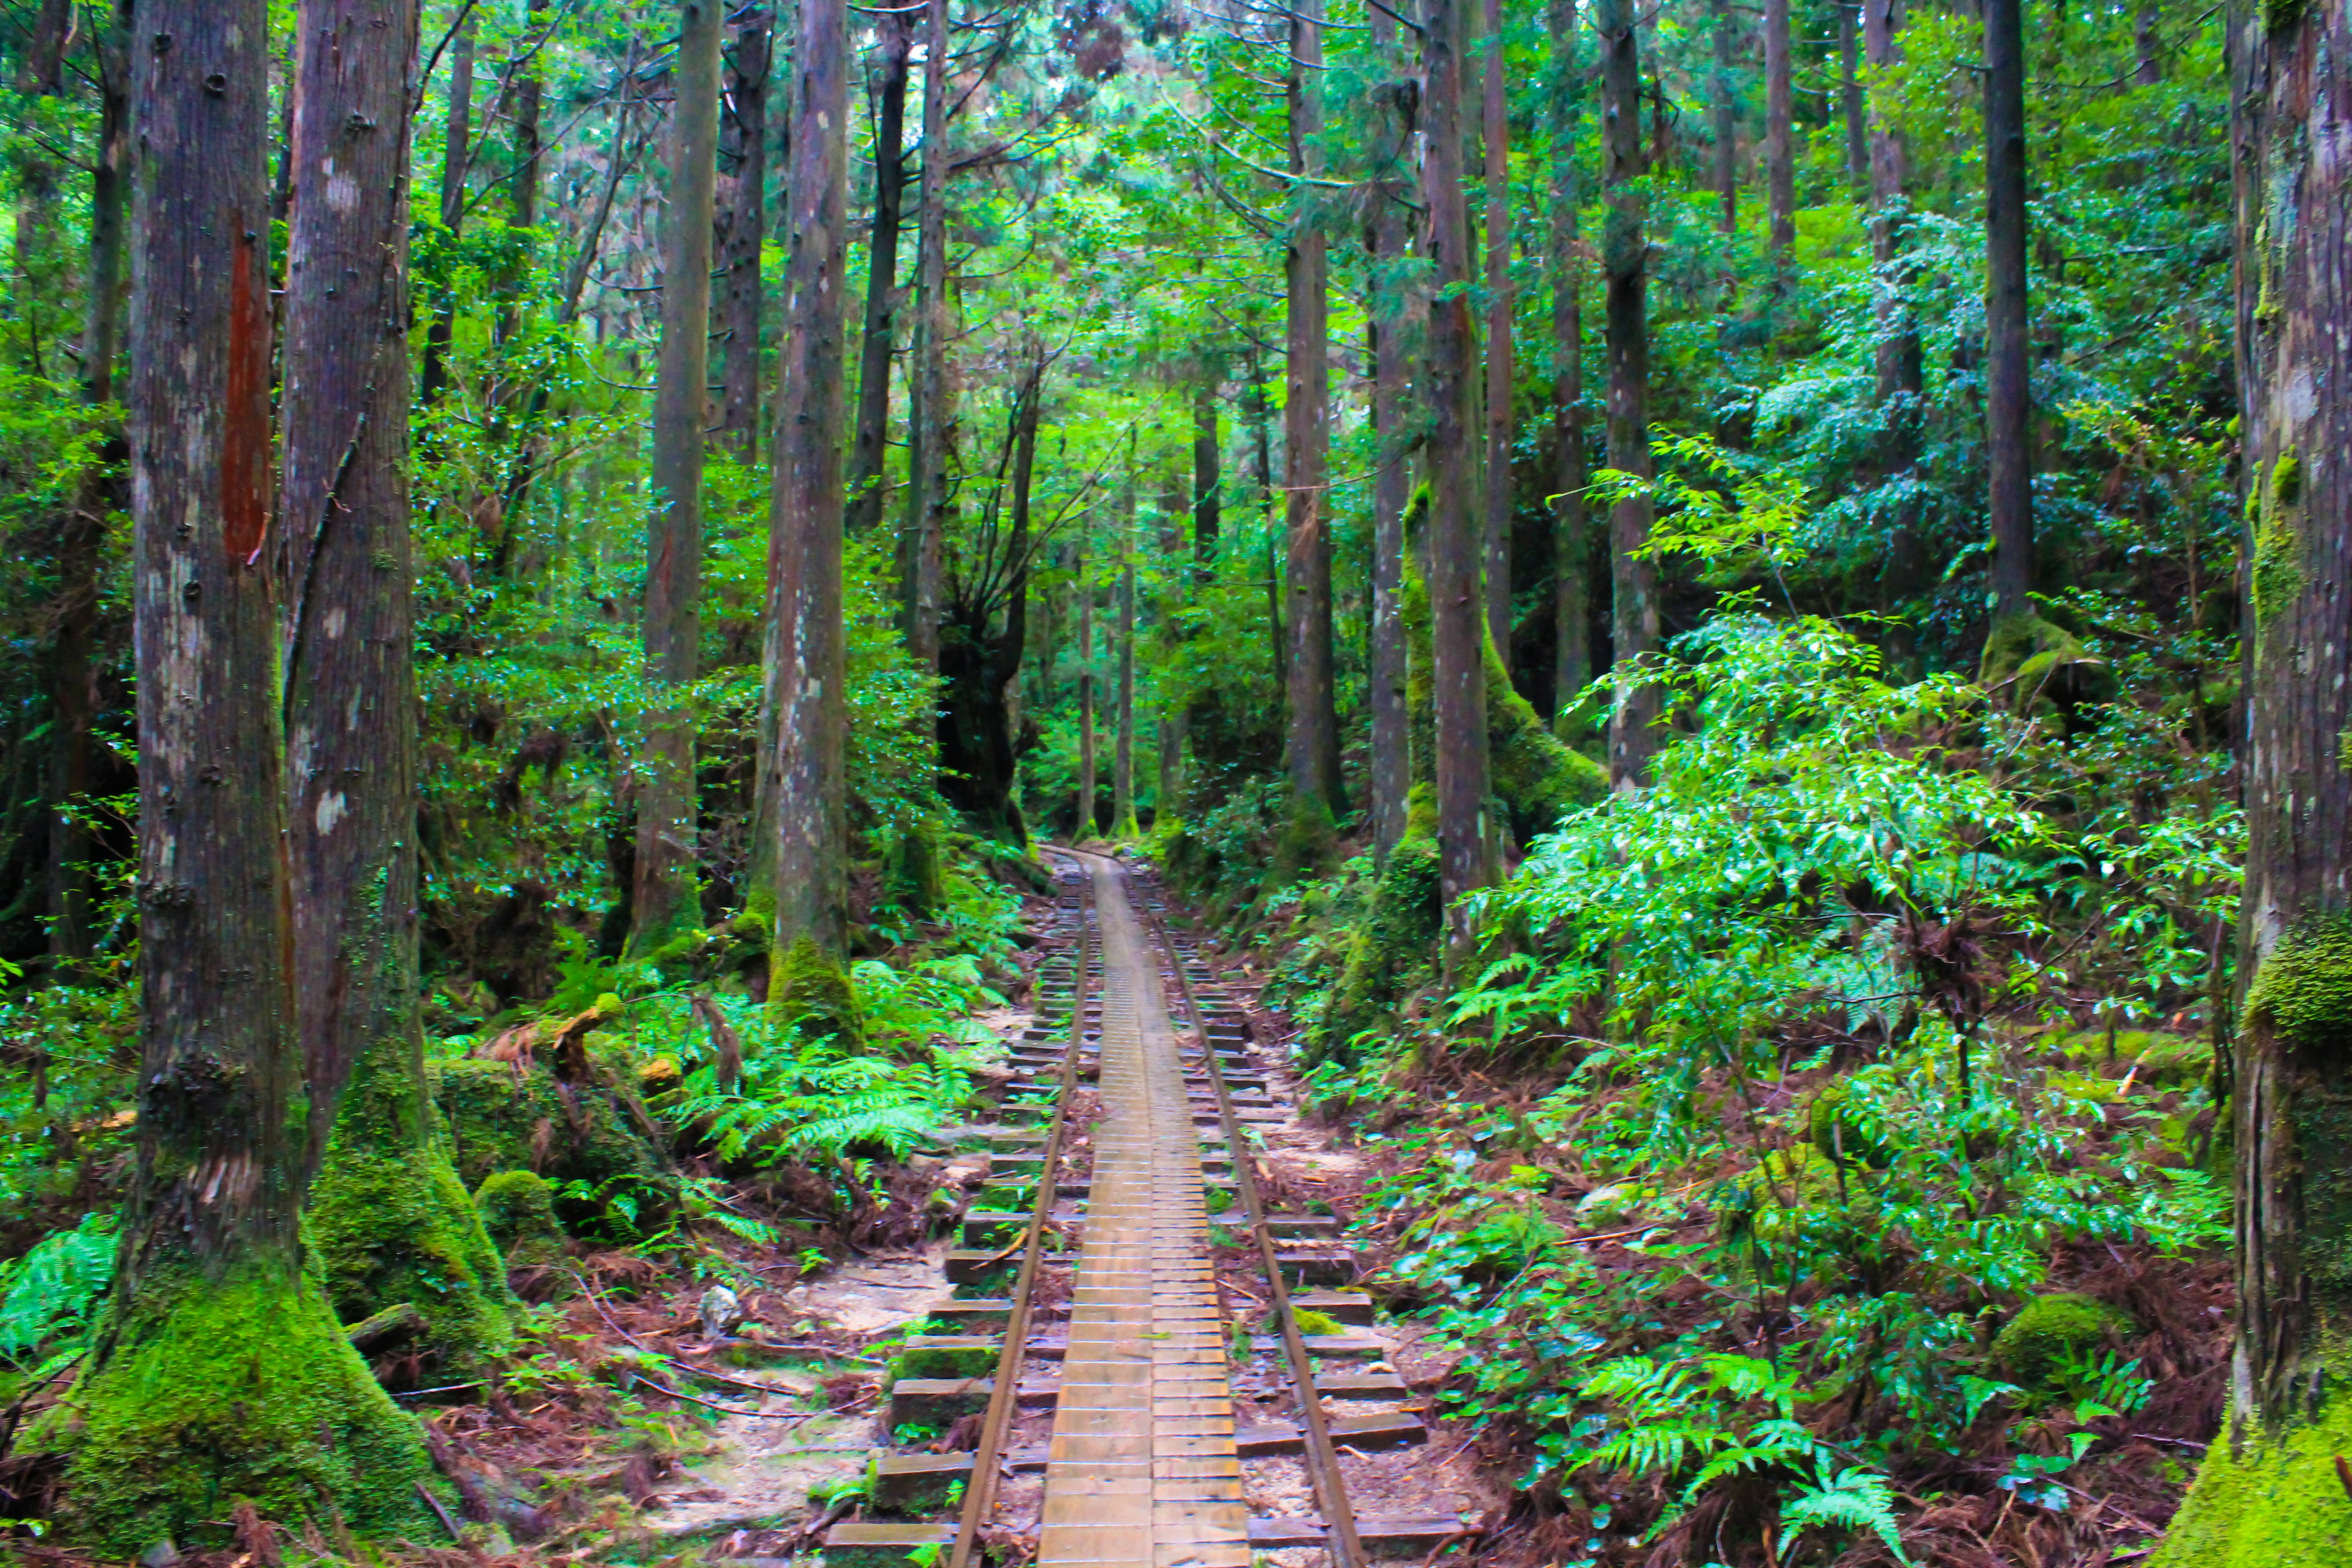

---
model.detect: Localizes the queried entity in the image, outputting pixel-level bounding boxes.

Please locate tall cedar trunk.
[1077,560,1096,834]
[718,14,771,462]
[938,354,1040,835]
[1482,0,1515,668]
[1114,483,1137,837]
[846,9,913,538]
[1193,365,1221,581]
[420,17,472,407]
[489,0,549,568]
[900,0,951,669]
[1245,341,1284,692]
[1550,0,1591,731]
[765,0,853,960]
[1840,4,1866,191]
[12,0,66,377]
[1863,0,1922,598]
[1600,0,1658,789]
[1981,0,2032,619]
[631,0,725,960]
[2156,0,2352,1544]
[1366,1,1412,858]
[1283,0,1338,856]
[1711,0,1737,235]
[2134,4,2161,85]
[1423,0,1493,970]
[73,0,431,1532]
[1763,0,1795,266]
[49,1,130,973]
[1153,469,1185,820]
[282,0,510,1365]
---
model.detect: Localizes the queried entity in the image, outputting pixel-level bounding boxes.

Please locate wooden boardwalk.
[1035,857,1251,1568]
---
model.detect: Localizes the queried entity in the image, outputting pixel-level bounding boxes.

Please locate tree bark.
[1550,0,1591,734]
[846,7,913,537]
[1863,0,1923,590]
[420,15,472,409]
[718,12,772,463]
[1243,338,1284,693]
[1366,2,1413,859]
[1763,0,1795,267]
[1193,362,1221,582]
[281,0,511,1370]
[72,0,433,1532]
[1423,0,1493,970]
[2134,3,2161,85]
[1077,557,1096,835]
[1114,482,1138,839]
[938,352,1042,836]
[1711,0,1738,236]
[1840,3,1866,193]
[764,0,853,967]
[631,0,725,961]
[899,0,951,671]
[1283,0,1339,863]
[1482,0,1516,669]
[1599,0,1657,790]
[2155,0,2352,1544]
[1982,0,2032,620]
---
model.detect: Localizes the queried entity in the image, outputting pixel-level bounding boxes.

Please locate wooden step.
[1315,1370,1411,1398]
[821,1522,957,1568]
[870,1452,973,1512]
[1233,1408,1427,1457]
[1291,1290,1375,1325]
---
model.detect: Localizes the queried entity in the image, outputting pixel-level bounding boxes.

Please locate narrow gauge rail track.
[826,850,1460,1568]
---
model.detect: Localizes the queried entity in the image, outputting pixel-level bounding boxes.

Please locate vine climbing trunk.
[63,0,434,1541]
[1711,0,1737,236]
[1599,0,1658,789]
[632,0,725,962]
[1422,0,1493,971]
[763,0,854,1021]
[2152,3,2352,1555]
[1281,0,1339,872]
[281,0,513,1374]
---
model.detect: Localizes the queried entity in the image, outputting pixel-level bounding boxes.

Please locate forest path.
[1033,852,1251,1568]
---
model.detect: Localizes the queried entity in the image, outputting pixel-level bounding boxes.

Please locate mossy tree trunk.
[2155,0,2352,1556]
[1282,0,1340,874]
[766,0,854,1015]
[65,0,432,1544]
[1365,12,1411,859]
[282,0,514,1374]
[631,0,724,962]
[1981,0,2033,622]
[1598,0,1658,790]
[717,12,771,463]
[1480,0,1515,673]
[1547,0,1590,735]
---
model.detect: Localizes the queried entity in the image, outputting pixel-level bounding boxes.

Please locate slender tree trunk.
[1549,0,1591,734]
[1115,483,1137,839]
[48,1,130,974]
[1367,2,1412,859]
[420,17,472,408]
[10,0,66,376]
[846,8,912,537]
[1282,0,1338,865]
[1711,0,1738,236]
[72,0,432,1532]
[2134,4,2161,85]
[1763,0,1795,268]
[1193,363,1221,582]
[489,0,548,567]
[764,0,853,977]
[631,0,724,960]
[1982,0,2032,620]
[1423,0,1493,970]
[282,0,511,1370]
[899,0,951,669]
[1864,0,1920,407]
[2156,0,2352,1544]
[718,13,771,462]
[1482,0,1517,670]
[1077,559,1096,835]
[1841,4,1866,192]
[1244,339,1284,692]
[1599,0,1658,790]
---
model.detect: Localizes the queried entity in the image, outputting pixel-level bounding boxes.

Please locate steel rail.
[946,851,1093,1568]
[1134,870,1368,1568]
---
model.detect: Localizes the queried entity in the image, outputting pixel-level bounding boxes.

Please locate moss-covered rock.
[47,1259,438,1554]
[475,1169,565,1253]
[1991,1292,2135,1385]
[768,933,864,1046]
[2153,1397,2352,1567]
[1980,611,2111,713]
[432,1055,676,1233]
[1804,1080,1893,1169]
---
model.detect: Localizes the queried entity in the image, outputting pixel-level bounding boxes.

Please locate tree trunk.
[846,7,912,537]
[1711,0,1738,236]
[1549,0,1591,734]
[1423,0,1493,970]
[1193,362,1221,582]
[938,353,1041,838]
[2133,3,2160,85]
[1982,0,2032,620]
[763,0,853,983]
[899,0,951,670]
[420,15,472,408]
[1482,0,1516,671]
[1367,1,1412,859]
[718,13,771,462]
[1763,0,1795,268]
[1840,3,1866,192]
[70,0,433,1536]
[1077,558,1096,836]
[48,0,130,974]
[2155,0,2352,1545]
[1244,340,1284,694]
[1863,0,1923,601]
[1599,0,1657,790]
[281,0,512,1373]
[631,0,725,962]
[1282,0,1338,871]
[489,0,548,566]
[1114,482,1138,839]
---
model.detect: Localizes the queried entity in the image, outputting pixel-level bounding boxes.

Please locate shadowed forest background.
[0,0,2343,1559]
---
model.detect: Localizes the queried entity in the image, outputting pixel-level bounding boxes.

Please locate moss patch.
[1991,1292,2135,1385]
[432,1055,676,1231]
[2153,1396,2352,1567]
[2247,914,2352,1049]
[48,1259,437,1554]
[1980,611,2109,711]
[1805,1081,1893,1169]
[769,935,864,1046]
[474,1169,565,1252]
[1315,834,1442,1062]
[2252,449,2304,626]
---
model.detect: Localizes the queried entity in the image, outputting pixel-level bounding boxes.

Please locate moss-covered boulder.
[432,1054,676,1234]
[769,934,864,1046]
[1804,1080,1893,1169]
[1991,1292,2135,1385]
[475,1168,566,1259]
[1980,610,2111,714]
